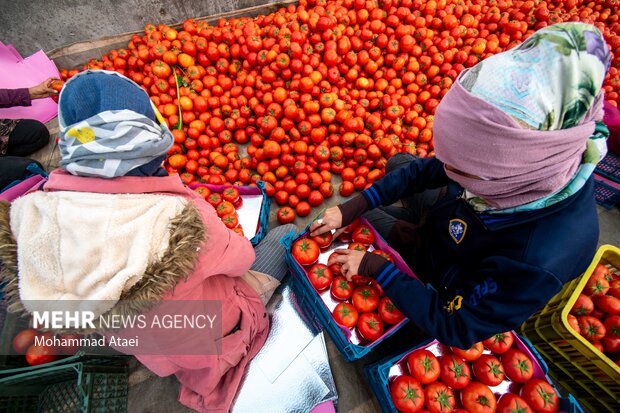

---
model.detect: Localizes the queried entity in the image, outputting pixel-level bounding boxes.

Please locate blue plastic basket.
[363,333,585,413]
[282,229,410,362]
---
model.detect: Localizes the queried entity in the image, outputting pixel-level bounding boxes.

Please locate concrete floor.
[29,123,620,413]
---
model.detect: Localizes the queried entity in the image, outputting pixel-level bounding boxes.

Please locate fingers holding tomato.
[326,248,366,280]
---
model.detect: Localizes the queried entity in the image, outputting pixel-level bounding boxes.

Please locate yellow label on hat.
[67,127,95,144]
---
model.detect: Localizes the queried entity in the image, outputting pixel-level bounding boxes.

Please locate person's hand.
[309,206,344,237]
[327,249,366,280]
[28,77,59,100]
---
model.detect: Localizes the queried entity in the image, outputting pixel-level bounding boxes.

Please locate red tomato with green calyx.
[312,231,333,249]
[332,302,358,328]
[390,375,425,413]
[473,354,505,387]
[292,237,320,266]
[308,263,333,292]
[378,297,406,325]
[460,382,497,413]
[424,381,456,413]
[331,276,353,301]
[351,224,375,245]
[520,379,559,413]
[482,331,514,354]
[352,286,380,313]
[502,348,534,383]
[357,312,384,342]
[497,394,533,413]
[406,349,440,385]
[440,354,471,389]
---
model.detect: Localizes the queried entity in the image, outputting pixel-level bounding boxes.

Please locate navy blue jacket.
[361,156,599,348]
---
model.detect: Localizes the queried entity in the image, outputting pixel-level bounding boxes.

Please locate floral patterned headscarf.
[460,22,610,131]
[434,22,611,213]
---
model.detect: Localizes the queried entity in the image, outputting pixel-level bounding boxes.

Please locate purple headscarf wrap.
[433,23,610,210]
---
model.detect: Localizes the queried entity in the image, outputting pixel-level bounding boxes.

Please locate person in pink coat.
[0,70,295,412]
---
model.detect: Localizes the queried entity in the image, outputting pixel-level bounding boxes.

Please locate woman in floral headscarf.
[310,22,611,348]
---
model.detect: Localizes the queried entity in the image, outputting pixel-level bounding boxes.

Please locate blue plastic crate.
[282,228,410,362]
[364,333,585,413]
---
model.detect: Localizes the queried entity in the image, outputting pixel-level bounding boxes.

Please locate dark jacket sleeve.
[361,156,450,209]
[371,257,564,348]
[0,88,31,108]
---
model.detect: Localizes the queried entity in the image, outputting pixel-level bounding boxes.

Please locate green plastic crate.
[0,357,129,413]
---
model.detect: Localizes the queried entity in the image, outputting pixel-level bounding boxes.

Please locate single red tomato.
[351,224,375,245]
[424,381,456,413]
[390,375,425,413]
[207,193,223,207]
[296,201,311,217]
[602,335,620,353]
[591,263,610,281]
[472,354,505,387]
[332,302,358,328]
[352,286,380,313]
[222,187,240,204]
[520,379,559,413]
[584,277,610,296]
[343,218,360,233]
[604,314,620,338]
[308,263,333,292]
[291,237,320,266]
[406,349,440,385]
[216,201,235,217]
[12,329,38,354]
[497,394,533,413]
[194,186,211,200]
[594,294,620,315]
[502,348,534,383]
[26,342,59,366]
[578,315,606,342]
[570,294,594,316]
[277,206,295,224]
[450,341,484,361]
[221,213,239,229]
[331,276,353,300]
[482,331,514,354]
[592,341,605,352]
[348,242,367,252]
[357,312,384,342]
[460,382,496,413]
[567,314,581,332]
[378,297,406,325]
[312,231,333,249]
[439,354,471,389]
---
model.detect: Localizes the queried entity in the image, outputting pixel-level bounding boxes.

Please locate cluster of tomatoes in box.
[568,262,620,363]
[291,219,406,344]
[193,185,246,236]
[57,0,620,224]
[11,328,81,366]
[389,332,561,413]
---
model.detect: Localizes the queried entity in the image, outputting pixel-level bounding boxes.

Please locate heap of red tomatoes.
[59,0,620,223]
[291,219,406,343]
[568,262,620,364]
[390,332,562,413]
[193,185,247,236]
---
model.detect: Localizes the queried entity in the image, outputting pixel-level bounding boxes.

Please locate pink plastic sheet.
[0,44,59,123]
